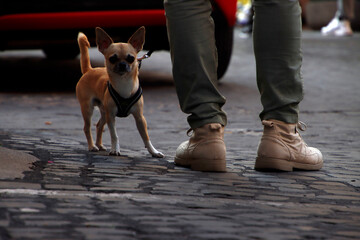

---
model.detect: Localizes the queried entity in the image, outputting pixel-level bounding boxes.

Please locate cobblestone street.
[0,30,359,239]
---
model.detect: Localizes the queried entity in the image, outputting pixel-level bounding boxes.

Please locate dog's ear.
[128,26,145,53]
[96,27,113,54]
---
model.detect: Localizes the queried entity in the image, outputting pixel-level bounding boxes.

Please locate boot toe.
[309,147,323,165]
[174,141,191,166]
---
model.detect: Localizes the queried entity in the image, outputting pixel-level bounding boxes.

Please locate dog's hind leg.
[105,111,121,156]
[80,103,99,152]
[95,107,107,151]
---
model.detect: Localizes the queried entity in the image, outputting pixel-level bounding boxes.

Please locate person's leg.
[337,0,346,19]
[164,0,227,130]
[253,0,303,124]
[336,0,354,36]
[164,0,227,172]
[253,0,323,171]
[342,0,355,20]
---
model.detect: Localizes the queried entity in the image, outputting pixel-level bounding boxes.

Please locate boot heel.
[255,156,293,172]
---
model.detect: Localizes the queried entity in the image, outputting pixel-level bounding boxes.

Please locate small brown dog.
[76,26,164,158]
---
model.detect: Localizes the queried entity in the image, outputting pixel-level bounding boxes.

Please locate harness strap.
[107,81,143,118]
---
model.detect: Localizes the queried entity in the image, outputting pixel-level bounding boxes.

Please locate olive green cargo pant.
[164,0,303,129]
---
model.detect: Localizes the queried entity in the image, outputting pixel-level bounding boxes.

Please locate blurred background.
[0,0,359,92]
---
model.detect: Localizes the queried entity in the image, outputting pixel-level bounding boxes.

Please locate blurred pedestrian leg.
[321,0,354,36]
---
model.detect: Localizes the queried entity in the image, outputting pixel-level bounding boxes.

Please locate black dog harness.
[107,81,143,118]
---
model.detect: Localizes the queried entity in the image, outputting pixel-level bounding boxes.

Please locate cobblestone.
[1,125,359,240]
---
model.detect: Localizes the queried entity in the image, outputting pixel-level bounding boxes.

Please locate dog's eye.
[109,54,118,64]
[126,54,135,64]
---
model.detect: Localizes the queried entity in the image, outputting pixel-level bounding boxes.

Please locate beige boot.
[255,119,323,171]
[175,123,226,172]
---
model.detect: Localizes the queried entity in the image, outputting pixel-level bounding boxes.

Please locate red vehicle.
[0,0,237,79]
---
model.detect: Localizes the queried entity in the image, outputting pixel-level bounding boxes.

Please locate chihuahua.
[76,26,164,158]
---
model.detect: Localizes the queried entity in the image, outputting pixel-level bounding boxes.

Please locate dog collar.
[107,81,143,118]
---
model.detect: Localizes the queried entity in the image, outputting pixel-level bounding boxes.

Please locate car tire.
[212,5,234,80]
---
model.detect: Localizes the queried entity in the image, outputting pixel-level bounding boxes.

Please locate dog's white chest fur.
[108,74,138,99]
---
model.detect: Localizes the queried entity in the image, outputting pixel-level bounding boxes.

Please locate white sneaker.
[334,20,353,36]
[321,18,353,36]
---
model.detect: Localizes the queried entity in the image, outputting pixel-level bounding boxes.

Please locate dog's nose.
[115,62,130,74]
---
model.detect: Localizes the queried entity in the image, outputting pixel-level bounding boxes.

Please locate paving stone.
[44,184,87,191]
[317,195,360,201]
[24,220,72,227]
[76,227,136,240]
[0,182,41,189]
[55,208,96,215]
[256,195,290,201]
[336,231,360,238]
[0,220,10,227]
[7,227,75,240]
[0,201,46,210]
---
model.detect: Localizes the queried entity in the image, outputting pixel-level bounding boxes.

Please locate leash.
[137,50,154,70]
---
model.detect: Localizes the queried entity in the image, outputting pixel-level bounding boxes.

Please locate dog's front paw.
[109,150,121,156]
[145,141,165,158]
[152,151,165,158]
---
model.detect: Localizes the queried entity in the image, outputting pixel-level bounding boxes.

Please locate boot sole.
[174,157,227,172]
[255,156,323,172]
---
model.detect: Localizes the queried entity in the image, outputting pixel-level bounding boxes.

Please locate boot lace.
[296,121,307,132]
[187,128,194,137]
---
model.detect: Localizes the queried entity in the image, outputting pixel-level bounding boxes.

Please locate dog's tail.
[77,32,92,74]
